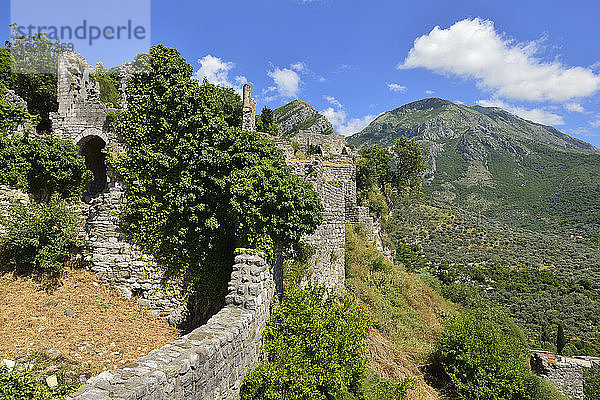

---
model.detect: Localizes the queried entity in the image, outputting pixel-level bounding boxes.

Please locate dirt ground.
[0,268,179,374]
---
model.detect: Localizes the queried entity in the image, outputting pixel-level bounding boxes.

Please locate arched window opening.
[80,136,107,195]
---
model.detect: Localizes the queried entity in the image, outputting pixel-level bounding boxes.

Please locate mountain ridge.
[347,98,600,236]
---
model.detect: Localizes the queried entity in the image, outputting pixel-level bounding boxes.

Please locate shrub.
[0,133,91,202]
[436,309,532,400]
[0,361,78,400]
[240,285,372,400]
[584,369,600,400]
[0,194,82,281]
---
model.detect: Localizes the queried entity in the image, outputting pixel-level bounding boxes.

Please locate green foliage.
[112,45,322,300]
[92,63,120,108]
[283,241,315,287]
[256,106,280,135]
[0,194,82,283]
[0,133,91,201]
[436,309,532,400]
[240,285,372,400]
[389,199,600,345]
[390,137,426,191]
[359,372,415,400]
[0,352,84,400]
[356,139,426,209]
[0,92,39,133]
[2,25,62,132]
[584,369,600,400]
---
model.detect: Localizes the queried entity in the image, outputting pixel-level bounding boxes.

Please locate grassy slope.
[345,223,458,400]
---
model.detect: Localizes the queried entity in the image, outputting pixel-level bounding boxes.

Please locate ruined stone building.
[0,50,383,399]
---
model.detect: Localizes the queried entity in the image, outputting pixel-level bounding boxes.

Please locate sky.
[3,0,600,146]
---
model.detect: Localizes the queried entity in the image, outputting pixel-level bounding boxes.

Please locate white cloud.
[387,83,407,93]
[268,67,301,98]
[324,95,343,109]
[590,116,600,128]
[564,102,585,113]
[194,55,247,92]
[321,96,377,136]
[290,62,306,72]
[400,18,600,102]
[476,99,565,126]
[425,90,435,95]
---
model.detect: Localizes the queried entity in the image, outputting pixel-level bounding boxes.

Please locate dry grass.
[0,268,179,374]
[345,223,459,399]
[368,331,439,400]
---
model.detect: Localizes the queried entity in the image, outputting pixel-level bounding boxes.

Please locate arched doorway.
[79,136,107,195]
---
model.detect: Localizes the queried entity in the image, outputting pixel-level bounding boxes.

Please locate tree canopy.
[112,45,322,303]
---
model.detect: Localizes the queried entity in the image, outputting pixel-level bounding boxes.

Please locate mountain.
[349,98,600,236]
[274,99,336,136]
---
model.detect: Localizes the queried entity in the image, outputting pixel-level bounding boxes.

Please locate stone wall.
[292,130,349,158]
[531,351,600,400]
[68,250,274,400]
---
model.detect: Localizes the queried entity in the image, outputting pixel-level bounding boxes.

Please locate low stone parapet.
[69,250,274,400]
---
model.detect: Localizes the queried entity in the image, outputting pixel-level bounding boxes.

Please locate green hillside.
[349,98,600,237]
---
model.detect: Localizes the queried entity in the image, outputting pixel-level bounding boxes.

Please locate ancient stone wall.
[531,351,600,400]
[68,250,274,400]
[285,160,347,289]
[292,130,348,158]
[241,84,256,132]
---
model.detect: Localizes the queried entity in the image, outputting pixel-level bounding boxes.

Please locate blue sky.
[3,0,600,146]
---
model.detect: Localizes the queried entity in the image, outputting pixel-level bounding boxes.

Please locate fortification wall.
[285,160,346,289]
[292,130,348,157]
[531,351,600,400]
[68,250,274,400]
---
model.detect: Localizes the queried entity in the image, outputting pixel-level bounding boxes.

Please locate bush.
[436,309,532,400]
[0,133,91,201]
[240,285,372,400]
[584,369,600,400]
[0,362,78,400]
[0,194,82,280]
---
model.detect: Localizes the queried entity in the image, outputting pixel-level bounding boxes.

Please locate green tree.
[2,24,62,132]
[240,285,372,400]
[389,137,426,192]
[112,45,322,306]
[256,106,280,135]
[0,133,91,202]
[556,324,566,355]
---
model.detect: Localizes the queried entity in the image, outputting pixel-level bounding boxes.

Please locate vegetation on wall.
[112,45,322,309]
[91,63,121,108]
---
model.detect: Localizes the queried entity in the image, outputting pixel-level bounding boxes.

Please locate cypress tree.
[556,324,566,355]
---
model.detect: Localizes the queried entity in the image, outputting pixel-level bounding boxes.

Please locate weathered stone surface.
[531,351,600,400]
[69,251,274,400]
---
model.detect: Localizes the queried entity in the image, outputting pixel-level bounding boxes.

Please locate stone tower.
[242,83,256,131]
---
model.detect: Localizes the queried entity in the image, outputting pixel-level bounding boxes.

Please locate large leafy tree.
[112,45,322,305]
[1,25,61,132]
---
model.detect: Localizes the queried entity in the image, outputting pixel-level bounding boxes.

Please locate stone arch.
[78,135,107,195]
